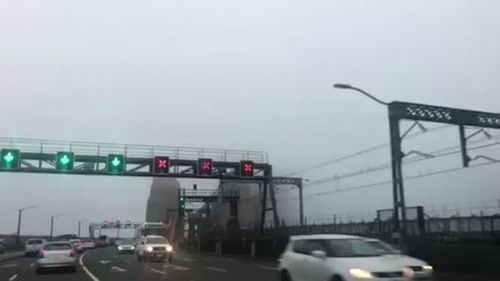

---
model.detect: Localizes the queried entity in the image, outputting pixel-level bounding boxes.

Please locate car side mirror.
[311,250,327,259]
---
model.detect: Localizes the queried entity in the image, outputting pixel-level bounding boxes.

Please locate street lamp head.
[333,83,353,89]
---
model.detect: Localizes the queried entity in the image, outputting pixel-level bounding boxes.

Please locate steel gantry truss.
[0,138,304,235]
[388,102,500,246]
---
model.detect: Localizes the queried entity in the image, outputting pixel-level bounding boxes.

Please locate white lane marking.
[1,263,17,268]
[8,274,18,281]
[259,266,279,271]
[100,260,112,264]
[174,265,190,271]
[110,266,127,272]
[181,257,196,262]
[30,263,35,267]
[150,268,166,275]
[80,251,100,281]
[205,266,227,273]
[122,259,131,265]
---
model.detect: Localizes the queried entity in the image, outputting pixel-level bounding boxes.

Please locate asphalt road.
[0,247,279,281]
[1,248,497,281]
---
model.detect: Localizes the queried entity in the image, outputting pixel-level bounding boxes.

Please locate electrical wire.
[277,160,500,203]
[284,124,453,176]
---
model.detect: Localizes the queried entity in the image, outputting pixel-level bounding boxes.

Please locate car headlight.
[147,246,153,252]
[118,246,123,250]
[349,268,373,279]
[166,245,173,252]
[422,265,433,271]
[131,246,135,250]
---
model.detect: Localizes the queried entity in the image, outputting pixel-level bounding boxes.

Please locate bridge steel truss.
[388,102,500,247]
[0,138,303,235]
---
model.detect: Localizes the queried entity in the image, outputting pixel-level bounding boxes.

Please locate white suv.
[136,235,174,263]
[279,234,421,281]
[25,238,46,257]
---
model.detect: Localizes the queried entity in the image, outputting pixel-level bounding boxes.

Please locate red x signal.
[198,158,213,176]
[240,161,254,177]
[154,156,170,173]
[202,161,211,170]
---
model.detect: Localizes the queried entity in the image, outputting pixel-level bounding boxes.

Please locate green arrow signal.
[3,152,14,163]
[60,154,70,165]
[112,157,121,167]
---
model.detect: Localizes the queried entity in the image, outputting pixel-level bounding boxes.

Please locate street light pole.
[333,83,407,250]
[16,206,36,244]
[50,213,64,240]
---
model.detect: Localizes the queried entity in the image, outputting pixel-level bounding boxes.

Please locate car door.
[286,240,309,281]
[303,240,331,281]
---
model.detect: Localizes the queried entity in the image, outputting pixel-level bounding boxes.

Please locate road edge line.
[79,252,100,281]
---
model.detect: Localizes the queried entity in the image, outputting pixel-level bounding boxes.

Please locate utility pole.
[50,213,64,240]
[16,206,36,244]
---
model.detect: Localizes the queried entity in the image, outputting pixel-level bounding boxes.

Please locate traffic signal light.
[178,196,186,216]
[1,149,20,169]
[240,160,254,177]
[107,154,125,173]
[197,158,213,176]
[153,156,170,174]
[56,151,74,171]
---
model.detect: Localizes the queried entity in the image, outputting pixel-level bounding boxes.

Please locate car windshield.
[27,240,43,245]
[146,237,167,244]
[366,240,400,255]
[322,239,381,257]
[44,243,72,251]
[118,240,134,245]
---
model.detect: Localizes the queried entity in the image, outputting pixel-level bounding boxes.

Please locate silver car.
[25,238,46,257]
[36,241,77,274]
[116,239,136,254]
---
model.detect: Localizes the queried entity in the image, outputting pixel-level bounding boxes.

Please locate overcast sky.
[1,0,500,236]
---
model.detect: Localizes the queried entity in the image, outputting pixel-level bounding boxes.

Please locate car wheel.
[137,254,142,262]
[167,255,173,264]
[331,275,344,281]
[281,270,292,281]
[70,266,77,273]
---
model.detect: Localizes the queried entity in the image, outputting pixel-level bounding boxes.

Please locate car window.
[322,239,380,257]
[28,240,43,245]
[44,243,72,250]
[146,237,167,244]
[292,240,308,255]
[305,240,326,253]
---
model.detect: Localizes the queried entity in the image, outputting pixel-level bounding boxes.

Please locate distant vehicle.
[96,235,109,248]
[81,239,95,250]
[136,235,173,263]
[25,238,46,257]
[36,241,76,274]
[0,240,5,254]
[54,234,77,241]
[364,238,434,280]
[279,234,418,281]
[136,222,169,239]
[116,239,136,254]
[69,239,84,253]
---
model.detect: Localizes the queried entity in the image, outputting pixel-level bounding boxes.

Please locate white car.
[25,238,46,257]
[136,235,174,263]
[81,239,96,250]
[279,234,418,281]
[364,238,433,280]
[36,241,77,274]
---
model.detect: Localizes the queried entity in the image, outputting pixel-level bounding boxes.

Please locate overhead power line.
[285,124,453,176]
[284,135,500,193]
[277,159,500,203]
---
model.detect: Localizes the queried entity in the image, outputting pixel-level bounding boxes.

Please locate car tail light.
[38,251,44,258]
[69,251,75,257]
